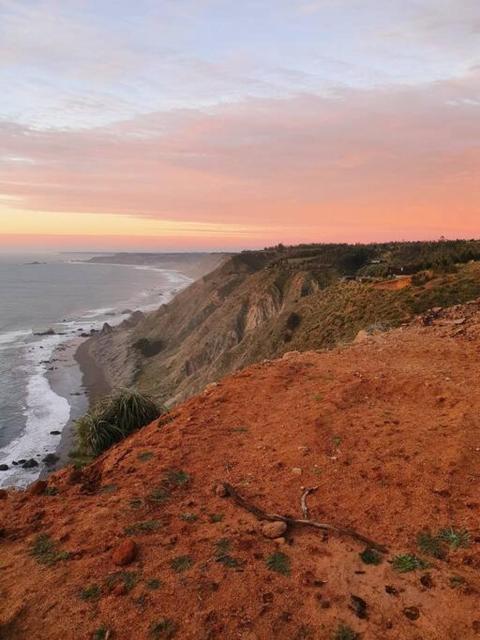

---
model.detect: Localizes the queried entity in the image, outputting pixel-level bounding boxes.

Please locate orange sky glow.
[1,1,479,251]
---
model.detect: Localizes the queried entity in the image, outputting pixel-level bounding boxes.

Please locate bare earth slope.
[2,302,480,639]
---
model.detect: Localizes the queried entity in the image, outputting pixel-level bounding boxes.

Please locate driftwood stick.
[223,482,387,553]
[300,486,318,518]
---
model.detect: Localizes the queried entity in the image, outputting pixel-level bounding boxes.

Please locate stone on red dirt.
[214,484,227,498]
[112,539,137,566]
[261,521,288,539]
[0,489,7,500]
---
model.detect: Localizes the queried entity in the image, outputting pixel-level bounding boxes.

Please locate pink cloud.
[1,68,479,243]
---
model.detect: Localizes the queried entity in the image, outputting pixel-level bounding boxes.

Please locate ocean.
[0,253,191,488]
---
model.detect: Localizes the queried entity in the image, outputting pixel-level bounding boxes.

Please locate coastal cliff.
[79,241,480,407]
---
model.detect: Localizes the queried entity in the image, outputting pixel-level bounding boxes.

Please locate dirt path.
[1,302,480,639]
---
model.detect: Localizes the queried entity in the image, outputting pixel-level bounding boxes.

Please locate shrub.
[392,554,429,573]
[266,552,291,576]
[438,527,470,549]
[333,625,358,640]
[76,388,161,456]
[30,534,70,566]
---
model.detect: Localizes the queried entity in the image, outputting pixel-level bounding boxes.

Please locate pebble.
[261,521,288,539]
[112,539,137,566]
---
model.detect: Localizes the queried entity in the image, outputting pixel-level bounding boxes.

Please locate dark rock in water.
[50,431,61,435]
[121,309,133,314]
[80,332,90,338]
[33,328,56,336]
[12,461,18,466]
[0,464,9,471]
[42,453,59,467]
[16,459,26,465]
[22,458,39,469]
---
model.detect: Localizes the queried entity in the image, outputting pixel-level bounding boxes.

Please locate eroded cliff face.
[81,251,312,404]
[80,248,480,407]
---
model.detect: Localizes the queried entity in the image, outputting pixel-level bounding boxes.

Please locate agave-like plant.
[76,388,161,456]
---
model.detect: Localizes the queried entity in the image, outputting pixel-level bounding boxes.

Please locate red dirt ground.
[1,302,480,640]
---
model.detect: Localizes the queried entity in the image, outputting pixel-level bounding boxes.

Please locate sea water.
[0,253,191,488]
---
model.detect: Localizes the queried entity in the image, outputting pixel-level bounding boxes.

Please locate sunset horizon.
[1,0,479,251]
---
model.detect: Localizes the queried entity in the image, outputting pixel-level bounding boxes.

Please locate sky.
[0,0,479,251]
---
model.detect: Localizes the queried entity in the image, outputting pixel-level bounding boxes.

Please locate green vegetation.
[75,388,160,456]
[333,624,358,640]
[124,520,160,535]
[93,627,110,640]
[138,451,154,461]
[266,552,291,576]
[359,547,383,565]
[392,554,429,573]
[438,527,470,549]
[213,538,241,568]
[80,584,101,601]
[30,534,69,566]
[167,469,190,487]
[180,512,198,523]
[449,575,466,589]
[150,619,177,639]
[146,578,162,590]
[417,531,447,559]
[209,513,224,523]
[106,571,138,593]
[148,469,191,504]
[170,555,193,573]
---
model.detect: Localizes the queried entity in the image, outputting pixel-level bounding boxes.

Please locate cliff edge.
[1,302,480,639]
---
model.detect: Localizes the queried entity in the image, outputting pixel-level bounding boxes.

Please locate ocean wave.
[0,329,30,346]
[0,334,70,488]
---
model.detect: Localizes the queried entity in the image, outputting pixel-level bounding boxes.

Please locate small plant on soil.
[124,520,160,535]
[214,538,241,568]
[76,388,161,456]
[359,547,383,565]
[167,469,190,487]
[129,497,144,509]
[266,552,291,576]
[138,451,154,461]
[333,624,358,640]
[417,531,447,559]
[150,618,177,639]
[30,534,69,566]
[147,578,162,590]
[209,513,224,523]
[92,627,110,640]
[392,554,429,573]
[449,575,466,589]
[105,571,138,593]
[180,512,198,522]
[170,555,193,573]
[438,527,470,549]
[80,584,101,601]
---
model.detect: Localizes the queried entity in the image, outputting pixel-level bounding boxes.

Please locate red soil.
[1,302,480,639]
[372,276,412,291]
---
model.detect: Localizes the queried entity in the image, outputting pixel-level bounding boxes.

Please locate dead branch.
[223,482,387,553]
[300,486,318,518]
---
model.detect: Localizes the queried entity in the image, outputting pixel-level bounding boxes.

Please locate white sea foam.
[0,329,30,346]
[0,265,193,487]
[0,334,70,487]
